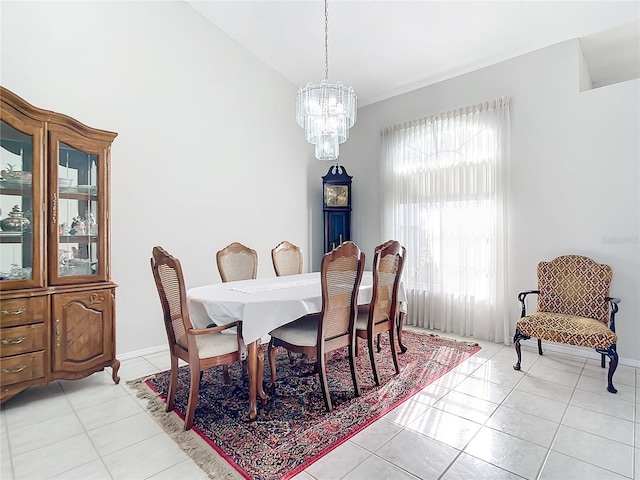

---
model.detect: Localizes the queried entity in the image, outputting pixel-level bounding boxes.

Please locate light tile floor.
[1,328,637,480]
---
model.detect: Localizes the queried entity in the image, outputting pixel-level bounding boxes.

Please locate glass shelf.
[0,119,35,282]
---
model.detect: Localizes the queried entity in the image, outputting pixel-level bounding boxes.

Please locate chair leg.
[317,349,333,412]
[349,340,361,398]
[389,327,400,375]
[267,340,277,394]
[167,355,179,412]
[600,352,606,368]
[537,339,543,355]
[513,328,530,371]
[597,345,619,394]
[287,351,294,365]
[376,333,382,353]
[222,365,230,384]
[397,311,408,354]
[367,332,380,386]
[185,365,201,430]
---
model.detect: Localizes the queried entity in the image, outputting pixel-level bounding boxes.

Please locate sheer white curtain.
[380,97,510,344]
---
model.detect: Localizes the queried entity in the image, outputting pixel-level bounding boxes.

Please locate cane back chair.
[151,246,245,430]
[513,255,620,393]
[355,240,405,386]
[267,241,365,412]
[271,240,303,276]
[216,242,258,283]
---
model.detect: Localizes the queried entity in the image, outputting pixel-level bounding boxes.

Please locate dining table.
[187,271,407,421]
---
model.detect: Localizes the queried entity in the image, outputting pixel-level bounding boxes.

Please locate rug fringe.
[126,377,245,480]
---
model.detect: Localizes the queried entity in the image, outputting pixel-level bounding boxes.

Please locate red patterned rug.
[129,330,480,480]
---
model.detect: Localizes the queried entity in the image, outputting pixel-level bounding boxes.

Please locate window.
[380,98,510,342]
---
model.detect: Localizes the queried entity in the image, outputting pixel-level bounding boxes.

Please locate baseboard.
[519,338,639,368]
[118,336,639,369]
[118,344,167,361]
[117,336,272,363]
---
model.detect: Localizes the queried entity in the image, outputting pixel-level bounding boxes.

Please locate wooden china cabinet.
[0,86,120,403]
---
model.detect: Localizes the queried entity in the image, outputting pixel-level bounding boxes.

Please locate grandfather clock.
[322,165,352,253]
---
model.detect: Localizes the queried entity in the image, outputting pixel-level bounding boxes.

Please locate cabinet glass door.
[49,128,108,285]
[0,116,43,289]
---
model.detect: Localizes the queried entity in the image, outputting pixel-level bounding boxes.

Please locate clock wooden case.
[0,86,120,404]
[322,165,352,253]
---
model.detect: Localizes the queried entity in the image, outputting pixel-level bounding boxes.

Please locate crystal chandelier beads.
[296,1,357,161]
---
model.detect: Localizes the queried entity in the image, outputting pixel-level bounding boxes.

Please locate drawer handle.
[1,336,26,345]
[2,365,26,374]
[1,307,26,316]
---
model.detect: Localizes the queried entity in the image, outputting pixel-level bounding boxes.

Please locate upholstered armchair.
[513,255,620,393]
[267,241,365,412]
[150,246,246,430]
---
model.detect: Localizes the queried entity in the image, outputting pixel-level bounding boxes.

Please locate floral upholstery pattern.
[536,255,611,324]
[516,312,617,350]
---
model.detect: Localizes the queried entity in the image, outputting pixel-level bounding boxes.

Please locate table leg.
[247,341,258,421]
[247,340,269,421]
[397,311,408,353]
[257,346,268,404]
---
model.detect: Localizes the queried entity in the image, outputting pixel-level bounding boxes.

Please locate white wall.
[1,1,313,355]
[348,40,640,364]
[2,3,638,365]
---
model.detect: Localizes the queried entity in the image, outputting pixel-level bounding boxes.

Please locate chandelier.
[295,0,357,161]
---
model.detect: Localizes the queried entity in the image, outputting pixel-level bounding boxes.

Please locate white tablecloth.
[188,271,405,345]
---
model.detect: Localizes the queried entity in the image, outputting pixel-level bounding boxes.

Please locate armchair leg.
[167,355,179,412]
[596,345,618,394]
[185,366,200,430]
[513,328,530,371]
[600,353,606,369]
[537,339,543,356]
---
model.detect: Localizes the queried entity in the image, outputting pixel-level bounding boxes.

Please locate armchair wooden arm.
[190,321,241,336]
[517,290,540,317]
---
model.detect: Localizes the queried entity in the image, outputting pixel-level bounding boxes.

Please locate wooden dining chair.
[267,241,365,412]
[355,240,405,386]
[151,246,246,430]
[271,240,303,276]
[216,242,258,282]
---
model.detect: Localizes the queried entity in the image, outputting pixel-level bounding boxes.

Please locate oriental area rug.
[128,330,480,480]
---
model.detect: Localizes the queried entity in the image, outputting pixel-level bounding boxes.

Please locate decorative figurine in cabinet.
[322,165,352,253]
[0,86,120,403]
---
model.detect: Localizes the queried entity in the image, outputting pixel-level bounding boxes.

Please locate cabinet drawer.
[0,324,46,357]
[0,351,45,386]
[0,297,47,327]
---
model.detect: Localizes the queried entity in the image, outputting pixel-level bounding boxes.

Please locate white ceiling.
[186,1,640,106]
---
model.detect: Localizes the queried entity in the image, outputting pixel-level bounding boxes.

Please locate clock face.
[325,184,349,207]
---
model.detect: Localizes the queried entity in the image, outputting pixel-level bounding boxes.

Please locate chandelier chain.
[324,0,329,81]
